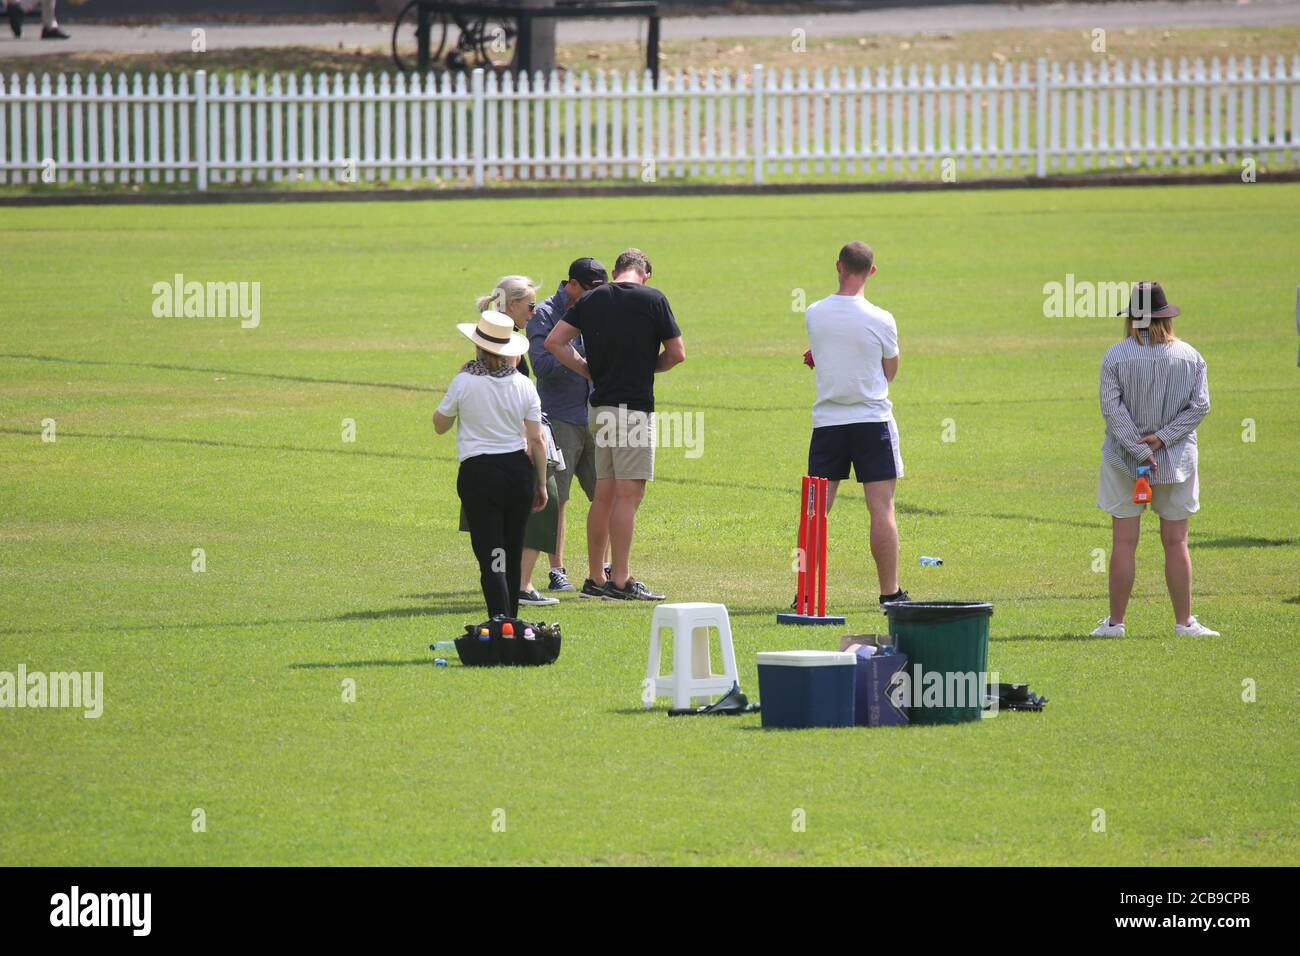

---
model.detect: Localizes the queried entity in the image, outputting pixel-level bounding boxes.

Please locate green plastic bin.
[883,601,993,725]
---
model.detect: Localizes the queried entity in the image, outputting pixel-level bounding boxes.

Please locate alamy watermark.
[50,887,150,936]
[0,665,103,718]
[884,664,1002,717]
[591,404,704,459]
[1042,274,1151,324]
[152,273,261,328]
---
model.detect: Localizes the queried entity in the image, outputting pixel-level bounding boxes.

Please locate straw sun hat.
[457,310,529,357]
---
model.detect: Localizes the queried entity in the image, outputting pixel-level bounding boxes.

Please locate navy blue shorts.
[808,420,903,483]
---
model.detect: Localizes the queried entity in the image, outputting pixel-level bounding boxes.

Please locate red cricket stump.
[777,475,846,626]
[796,475,810,612]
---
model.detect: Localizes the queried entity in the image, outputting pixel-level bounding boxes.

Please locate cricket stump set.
[776,475,846,626]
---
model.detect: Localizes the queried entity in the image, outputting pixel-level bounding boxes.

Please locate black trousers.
[457,451,535,619]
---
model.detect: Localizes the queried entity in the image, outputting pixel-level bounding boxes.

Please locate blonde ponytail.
[477,275,536,316]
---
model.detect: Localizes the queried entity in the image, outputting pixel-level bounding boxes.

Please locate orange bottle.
[1133,465,1153,504]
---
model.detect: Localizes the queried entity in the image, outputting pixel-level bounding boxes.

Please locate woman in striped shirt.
[1093,282,1219,638]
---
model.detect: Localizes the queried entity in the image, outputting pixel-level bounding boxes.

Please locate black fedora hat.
[1119,280,1180,320]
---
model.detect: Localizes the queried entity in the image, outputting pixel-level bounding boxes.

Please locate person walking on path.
[1091,281,1218,638]
[5,1,69,39]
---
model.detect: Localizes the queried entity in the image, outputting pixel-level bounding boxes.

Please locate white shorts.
[1097,462,1199,520]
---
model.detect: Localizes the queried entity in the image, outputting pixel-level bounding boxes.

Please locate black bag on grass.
[454,615,562,667]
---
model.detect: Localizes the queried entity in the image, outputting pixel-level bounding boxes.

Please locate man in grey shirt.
[526,257,607,593]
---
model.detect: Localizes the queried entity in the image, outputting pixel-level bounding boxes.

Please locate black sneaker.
[547,567,576,592]
[578,578,609,599]
[879,588,911,605]
[605,578,664,601]
[41,26,70,40]
[7,4,21,38]
[519,588,559,607]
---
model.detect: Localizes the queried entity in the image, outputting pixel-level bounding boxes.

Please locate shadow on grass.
[0,351,440,394]
[401,591,483,600]
[0,594,488,636]
[1194,535,1299,550]
[289,658,432,670]
[1,421,1103,533]
[331,604,486,621]
[0,427,442,463]
[993,632,1126,643]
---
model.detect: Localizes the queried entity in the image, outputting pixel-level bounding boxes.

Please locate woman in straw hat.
[434,310,548,619]
[1092,281,1218,639]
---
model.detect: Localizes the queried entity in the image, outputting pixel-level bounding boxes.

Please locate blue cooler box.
[852,647,909,727]
[757,651,856,729]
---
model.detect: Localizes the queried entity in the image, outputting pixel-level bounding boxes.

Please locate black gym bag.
[453,615,562,667]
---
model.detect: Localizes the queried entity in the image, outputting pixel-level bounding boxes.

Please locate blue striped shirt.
[1100,335,1210,484]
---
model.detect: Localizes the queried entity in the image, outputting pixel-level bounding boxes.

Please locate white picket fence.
[2,57,1298,189]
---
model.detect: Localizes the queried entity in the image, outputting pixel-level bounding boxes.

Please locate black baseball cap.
[568,257,608,288]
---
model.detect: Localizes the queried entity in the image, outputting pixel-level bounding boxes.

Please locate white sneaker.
[1175,617,1220,637]
[1090,618,1126,637]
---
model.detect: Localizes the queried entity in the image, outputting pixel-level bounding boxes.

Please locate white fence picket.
[0,75,7,185]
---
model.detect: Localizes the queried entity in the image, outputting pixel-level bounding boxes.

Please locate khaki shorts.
[1097,462,1199,520]
[549,417,597,503]
[589,404,655,481]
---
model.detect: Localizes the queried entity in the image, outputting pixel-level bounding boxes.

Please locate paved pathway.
[0,1,1297,56]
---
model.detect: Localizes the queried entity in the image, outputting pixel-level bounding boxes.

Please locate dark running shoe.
[7,4,21,38]
[547,567,576,592]
[578,578,609,599]
[518,588,558,607]
[41,26,70,40]
[605,578,664,601]
[879,588,911,605]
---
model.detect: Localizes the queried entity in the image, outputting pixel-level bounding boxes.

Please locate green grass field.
[1,184,1297,865]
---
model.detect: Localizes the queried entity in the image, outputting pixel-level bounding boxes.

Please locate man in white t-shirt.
[803,241,908,605]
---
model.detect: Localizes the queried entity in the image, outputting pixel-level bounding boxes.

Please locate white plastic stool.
[645,602,740,709]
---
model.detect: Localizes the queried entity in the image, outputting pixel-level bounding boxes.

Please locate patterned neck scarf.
[461,359,517,378]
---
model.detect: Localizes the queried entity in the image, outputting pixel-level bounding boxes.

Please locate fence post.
[1035,57,1048,178]
[471,68,485,188]
[752,64,765,184]
[195,69,208,191]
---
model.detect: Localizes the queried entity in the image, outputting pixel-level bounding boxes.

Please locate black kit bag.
[453,615,562,667]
